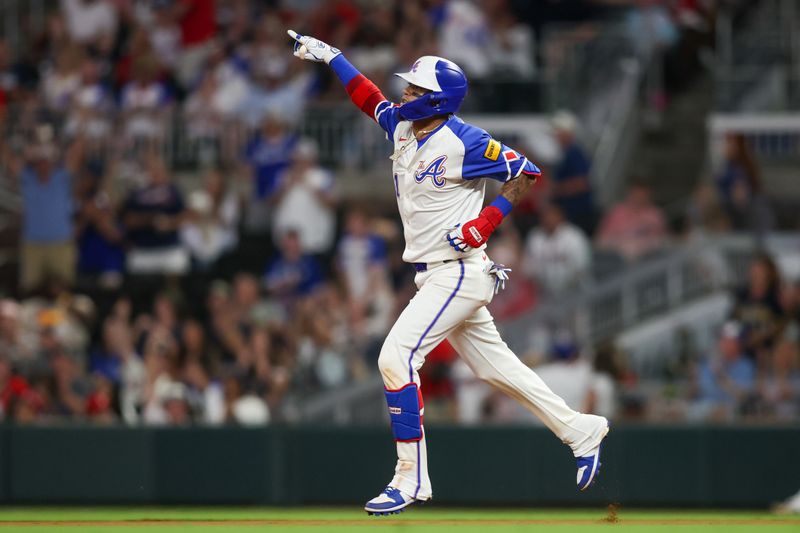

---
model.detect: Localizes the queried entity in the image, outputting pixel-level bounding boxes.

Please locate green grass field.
[0,507,798,533]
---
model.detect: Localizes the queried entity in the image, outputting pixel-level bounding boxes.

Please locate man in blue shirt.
[121,155,188,275]
[264,229,323,306]
[15,136,84,292]
[551,111,598,236]
[691,321,756,421]
[242,113,298,234]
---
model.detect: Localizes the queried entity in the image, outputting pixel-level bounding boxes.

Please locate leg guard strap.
[385,383,424,442]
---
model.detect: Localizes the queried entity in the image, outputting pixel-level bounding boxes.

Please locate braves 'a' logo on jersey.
[414,156,447,188]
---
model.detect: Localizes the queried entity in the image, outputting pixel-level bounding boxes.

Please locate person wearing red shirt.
[174,0,217,88]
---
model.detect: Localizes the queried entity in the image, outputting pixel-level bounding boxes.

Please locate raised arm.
[287,30,388,121]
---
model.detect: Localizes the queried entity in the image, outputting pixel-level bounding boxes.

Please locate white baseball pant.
[378,252,608,500]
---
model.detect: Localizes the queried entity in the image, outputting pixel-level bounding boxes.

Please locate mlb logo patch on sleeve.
[484,139,501,161]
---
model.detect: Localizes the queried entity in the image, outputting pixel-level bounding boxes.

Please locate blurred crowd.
[0,0,796,426]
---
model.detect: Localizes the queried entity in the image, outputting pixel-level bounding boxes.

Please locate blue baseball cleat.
[576,424,610,491]
[364,486,416,516]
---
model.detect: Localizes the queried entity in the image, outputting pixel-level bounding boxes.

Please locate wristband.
[330,55,359,85]
[489,195,513,217]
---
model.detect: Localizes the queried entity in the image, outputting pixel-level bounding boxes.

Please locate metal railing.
[715,0,800,111]
[708,113,800,159]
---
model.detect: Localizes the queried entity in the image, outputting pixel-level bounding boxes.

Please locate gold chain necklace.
[389,124,441,161]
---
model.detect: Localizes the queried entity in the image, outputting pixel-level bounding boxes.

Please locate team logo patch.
[503,149,520,162]
[414,155,448,188]
[484,139,501,161]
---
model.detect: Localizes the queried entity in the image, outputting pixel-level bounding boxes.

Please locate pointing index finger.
[287,29,301,41]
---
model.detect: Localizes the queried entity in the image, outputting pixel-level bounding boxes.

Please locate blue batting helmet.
[395,56,468,121]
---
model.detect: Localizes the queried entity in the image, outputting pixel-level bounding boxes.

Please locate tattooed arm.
[497,173,538,207]
[445,173,540,252]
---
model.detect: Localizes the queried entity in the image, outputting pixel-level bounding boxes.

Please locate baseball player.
[288,29,610,516]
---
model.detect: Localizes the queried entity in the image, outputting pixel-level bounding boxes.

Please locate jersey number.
[414,156,447,188]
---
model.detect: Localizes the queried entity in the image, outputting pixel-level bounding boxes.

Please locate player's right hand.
[287,29,341,64]
[444,224,472,253]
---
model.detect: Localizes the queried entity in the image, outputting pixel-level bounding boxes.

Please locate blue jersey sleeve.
[455,121,542,182]
[374,100,403,140]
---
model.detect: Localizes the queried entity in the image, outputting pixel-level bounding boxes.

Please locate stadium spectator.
[230,272,264,333]
[439,0,491,78]
[347,7,397,84]
[306,0,362,51]
[85,373,117,423]
[120,57,172,144]
[13,131,84,292]
[0,40,19,112]
[121,155,189,275]
[0,354,31,421]
[732,253,786,365]
[689,321,757,421]
[204,279,247,366]
[32,14,71,69]
[236,55,312,129]
[549,111,598,235]
[522,202,591,298]
[242,113,298,234]
[596,181,668,262]
[625,0,679,61]
[714,133,774,234]
[174,0,218,89]
[264,230,324,305]
[0,299,36,363]
[757,327,800,421]
[74,161,125,287]
[273,140,337,257]
[40,45,83,113]
[588,340,627,420]
[60,0,118,46]
[183,355,225,424]
[295,299,349,390]
[141,321,184,425]
[201,40,249,119]
[48,336,89,418]
[180,169,240,271]
[183,71,225,165]
[64,58,113,141]
[484,0,536,79]
[149,3,182,71]
[336,209,394,346]
[90,302,145,423]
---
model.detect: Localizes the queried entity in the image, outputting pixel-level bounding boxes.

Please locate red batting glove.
[460,206,504,249]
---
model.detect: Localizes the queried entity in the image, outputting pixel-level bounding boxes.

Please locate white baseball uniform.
[371,102,608,500]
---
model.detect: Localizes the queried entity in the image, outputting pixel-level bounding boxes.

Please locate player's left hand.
[444,206,504,252]
[287,29,341,64]
[488,263,512,293]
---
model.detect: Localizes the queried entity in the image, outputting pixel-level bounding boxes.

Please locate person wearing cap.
[287,29,609,515]
[689,320,756,421]
[272,139,337,258]
[550,110,598,236]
